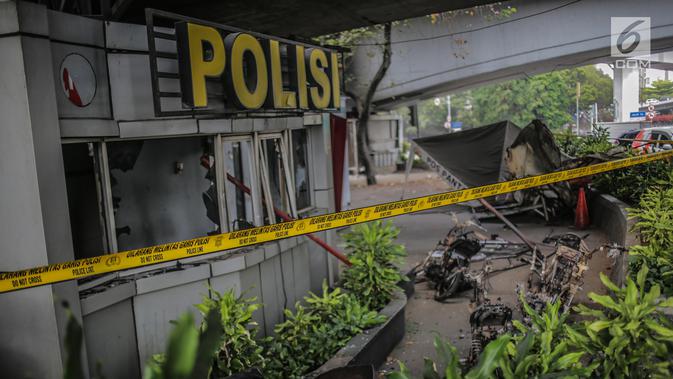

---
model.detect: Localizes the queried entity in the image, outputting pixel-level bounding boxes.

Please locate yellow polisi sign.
[1,150,671,293]
[175,21,340,111]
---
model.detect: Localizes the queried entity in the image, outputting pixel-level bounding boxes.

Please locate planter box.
[398,269,416,298]
[307,290,407,377]
[589,192,635,288]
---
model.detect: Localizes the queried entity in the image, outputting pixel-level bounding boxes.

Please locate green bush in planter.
[195,289,266,377]
[627,185,673,295]
[342,220,407,267]
[342,249,402,310]
[341,221,408,310]
[264,303,322,379]
[593,156,673,205]
[567,266,673,378]
[264,282,386,379]
[306,281,386,350]
[628,245,673,296]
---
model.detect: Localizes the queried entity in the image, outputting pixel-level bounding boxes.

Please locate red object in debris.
[575,187,590,230]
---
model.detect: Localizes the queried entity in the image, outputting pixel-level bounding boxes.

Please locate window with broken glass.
[106,136,219,251]
[61,127,316,258]
[221,136,259,231]
[257,133,297,225]
[291,128,312,213]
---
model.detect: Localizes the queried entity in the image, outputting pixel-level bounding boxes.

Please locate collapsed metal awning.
[410,120,521,190]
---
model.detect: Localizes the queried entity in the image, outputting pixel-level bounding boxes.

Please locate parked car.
[618,127,673,152]
[615,130,640,147]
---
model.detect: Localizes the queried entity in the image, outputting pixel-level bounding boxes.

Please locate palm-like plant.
[567,265,673,378]
[342,221,407,266]
[195,289,265,377]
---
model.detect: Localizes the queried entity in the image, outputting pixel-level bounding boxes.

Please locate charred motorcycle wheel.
[434,271,464,302]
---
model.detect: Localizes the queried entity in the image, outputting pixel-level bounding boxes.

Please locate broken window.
[258,134,296,225]
[291,129,312,212]
[62,142,110,259]
[222,137,258,231]
[107,136,219,251]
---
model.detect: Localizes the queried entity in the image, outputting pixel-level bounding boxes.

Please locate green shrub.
[264,282,386,378]
[342,220,407,266]
[264,303,322,379]
[556,127,613,157]
[387,301,592,379]
[629,245,673,296]
[306,282,386,349]
[628,186,673,249]
[626,185,673,296]
[555,125,673,204]
[342,221,407,310]
[593,156,673,204]
[505,299,595,378]
[195,289,266,376]
[567,266,673,378]
[342,250,402,310]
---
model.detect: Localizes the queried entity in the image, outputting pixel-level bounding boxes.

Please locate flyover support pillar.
[613,65,641,122]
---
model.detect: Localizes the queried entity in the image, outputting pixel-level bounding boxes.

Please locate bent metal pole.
[226,173,352,266]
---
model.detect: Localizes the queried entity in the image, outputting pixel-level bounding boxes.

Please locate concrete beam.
[347,0,673,109]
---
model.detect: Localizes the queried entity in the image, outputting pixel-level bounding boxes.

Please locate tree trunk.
[354,22,393,185]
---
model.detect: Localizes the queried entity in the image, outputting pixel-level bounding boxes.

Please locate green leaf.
[465,335,511,379]
[657,297,673,308]
[191,307,224,379]
[513,355,537,378]
[387,362,413,379]
[551,351,584,370]
[587,320,611,333]
[588,293,620,311]
[625,278,638,306]
[422,358,440,379]
[636,264,649,292]
[163,313,199,379]
[645,319,673,338]
[514,333,534,367]
[600,272,622,293]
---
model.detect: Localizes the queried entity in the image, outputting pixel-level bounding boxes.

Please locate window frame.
[218,134,264,232]
[289,128,315,215]
[256,132,298,224]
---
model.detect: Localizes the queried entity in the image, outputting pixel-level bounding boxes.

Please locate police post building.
[0,3,348,377]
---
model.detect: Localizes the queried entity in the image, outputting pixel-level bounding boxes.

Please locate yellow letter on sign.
[265,40,297,108]
[306,48,331,109]
[175,22,226,108]
[225,33,269,110]
[288,45,309,109]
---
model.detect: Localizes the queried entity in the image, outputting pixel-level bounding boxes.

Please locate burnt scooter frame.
[418,218,532,302]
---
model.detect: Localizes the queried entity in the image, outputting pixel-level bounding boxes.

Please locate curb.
[589,192,636,288]
[307,289,407,377]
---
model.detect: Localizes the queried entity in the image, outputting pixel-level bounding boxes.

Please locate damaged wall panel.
[109,136,218,251]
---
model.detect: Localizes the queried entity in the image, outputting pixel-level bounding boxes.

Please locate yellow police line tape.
[2,150,672,294]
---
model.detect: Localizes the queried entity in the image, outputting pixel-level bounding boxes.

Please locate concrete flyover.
[347,0,673,109]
